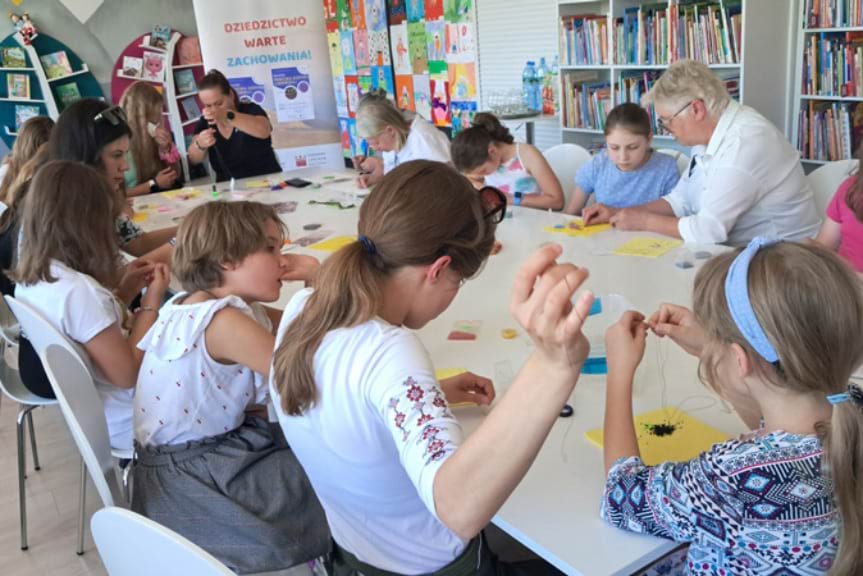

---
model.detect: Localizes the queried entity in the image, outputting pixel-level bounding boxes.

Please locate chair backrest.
[41,344,125,507]
[92,507,234,576]
[543,143,592,207]
[656,147,691,176]
[808,159,859,216]
[4,295,88,368]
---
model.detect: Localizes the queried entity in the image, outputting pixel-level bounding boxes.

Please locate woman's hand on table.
[440,371,495,406]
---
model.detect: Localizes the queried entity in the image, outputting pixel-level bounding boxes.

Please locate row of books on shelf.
[2,45,78,80]
[562,69,740,132]
[797,100,863,161]
[559,1,741,67]
[120,60,200,93]
[559,16,608,66]
[805,0,863,29]
[802,31,863,97]
[5,72,81,105]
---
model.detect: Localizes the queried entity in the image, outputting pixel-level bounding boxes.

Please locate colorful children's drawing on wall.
[327,32,343,76]
[425,0,443,19]
[451,101,477,135]
[340,30,357,75]
[431,78,451,127]
[408,22,428,74]
[365,0,387,32]
[407,0,424,21]
[354,29,370,68]
[388,0,407,25]
[337,0,352,29]
[395,75,415,112]
[426,21,446,62]
[448,62,476,101]
[413,75,431,120]
[350,0,366,29]
[346,77,360,117]
[339,118,351,154]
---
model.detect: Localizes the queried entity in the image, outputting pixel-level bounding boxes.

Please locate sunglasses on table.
[94,106,128,126]
[478,186,507,224]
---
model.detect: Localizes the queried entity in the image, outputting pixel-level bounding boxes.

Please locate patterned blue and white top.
[601,431,838,575]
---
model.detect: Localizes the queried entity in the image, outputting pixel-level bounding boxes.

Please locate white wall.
[476,0,561,150]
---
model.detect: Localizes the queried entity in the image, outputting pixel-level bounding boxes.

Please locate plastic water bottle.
[550,55,560,115]
[537,57,549,113]
[522,61,538,111]
[539,57,555,115]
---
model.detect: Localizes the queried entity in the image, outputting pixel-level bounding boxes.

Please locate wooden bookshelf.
[557,0,791,153]
[792,0,863,164]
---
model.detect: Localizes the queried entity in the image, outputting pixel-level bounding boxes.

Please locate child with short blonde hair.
[132,201,328,574]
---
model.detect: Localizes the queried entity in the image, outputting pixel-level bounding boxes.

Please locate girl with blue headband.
[600,239,863,575]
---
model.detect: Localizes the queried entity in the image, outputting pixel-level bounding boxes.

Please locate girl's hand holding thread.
[648,303,705,357]
[117,259,156,305]
[141,263,170,310]
[605,311,648,378]
[440,371,495,406]
[510,243,594,380]
[581,203,618,226]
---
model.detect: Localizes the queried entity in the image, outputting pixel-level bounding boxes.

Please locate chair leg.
[76,458,86,555]
[16,407,29,550]
[26,409,40,471]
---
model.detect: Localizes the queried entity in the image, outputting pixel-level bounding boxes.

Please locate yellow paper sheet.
[585,408,729,465]
[308,235,357,252]
[613,237,682,258]
[434,368,476,408]
[131,212,149,223]
[544,219,612,238]
[243,179,271,189]
[162,188,203,200]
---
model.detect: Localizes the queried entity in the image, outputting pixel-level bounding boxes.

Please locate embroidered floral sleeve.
[116,214,145,246]
[380,373,463,518]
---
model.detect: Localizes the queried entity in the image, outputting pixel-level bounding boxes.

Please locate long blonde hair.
[273,160,496,415]
[13,160,120,288]
[0,116,53,204]
[693,242,863,575]
[119,81,164,184]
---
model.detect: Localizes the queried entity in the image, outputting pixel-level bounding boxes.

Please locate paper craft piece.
[544,220,612,237]
[270,201,298,214]
[585,408,730,465]
[162,189,202,200]
[309,235,357,252]
[242,180,271,189]
[447,320,481,341]
[156,205,173,213]
[500,328,517,340]
[614,237,683,259]
[131,212,149,223]
[293,229,333,247]
[434,368,478,408]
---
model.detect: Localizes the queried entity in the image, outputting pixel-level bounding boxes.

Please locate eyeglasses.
[479,186,507,224]
[94,106,128,127]
[656,100,694,131]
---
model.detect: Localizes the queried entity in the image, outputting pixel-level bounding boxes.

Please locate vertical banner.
[193,0,343,171]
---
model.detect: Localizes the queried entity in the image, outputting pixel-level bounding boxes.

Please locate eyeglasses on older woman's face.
[656,100,695,131]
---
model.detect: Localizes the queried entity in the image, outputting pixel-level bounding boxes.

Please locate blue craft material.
[588,298,603,316]
[581,357,608,375]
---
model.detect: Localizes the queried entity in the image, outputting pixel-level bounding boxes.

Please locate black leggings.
[18,336,54,399]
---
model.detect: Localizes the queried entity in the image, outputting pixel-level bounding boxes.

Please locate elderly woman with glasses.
[583,60,820,246]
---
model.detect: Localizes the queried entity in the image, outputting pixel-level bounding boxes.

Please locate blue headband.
[725,237,780,366]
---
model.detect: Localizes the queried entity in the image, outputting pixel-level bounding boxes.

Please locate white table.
[134,171,744,576]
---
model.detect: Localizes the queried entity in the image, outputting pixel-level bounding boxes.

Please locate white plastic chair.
[92,507,234,576]
[656,147,691,176]
[5,295,131,555]
[543,143,593,208]
[0,299,55,551]
[808,159,858,216]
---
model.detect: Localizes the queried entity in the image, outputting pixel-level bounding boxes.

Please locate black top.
[194,101,282,182]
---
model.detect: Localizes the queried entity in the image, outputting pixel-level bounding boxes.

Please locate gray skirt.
[131,417,331,574]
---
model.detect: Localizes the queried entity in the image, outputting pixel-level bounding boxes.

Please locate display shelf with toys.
[111,28,205,182]
[0,20,102,149]
[557,0,792,154]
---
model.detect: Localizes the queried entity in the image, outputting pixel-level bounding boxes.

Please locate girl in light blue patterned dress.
[564,103,680,215]
[601,240,863,575]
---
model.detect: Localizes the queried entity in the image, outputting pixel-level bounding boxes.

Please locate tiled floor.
[0,400,107,575]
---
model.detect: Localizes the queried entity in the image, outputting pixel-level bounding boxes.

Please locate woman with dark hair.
[48,98,175,264]
[187,69,281,181]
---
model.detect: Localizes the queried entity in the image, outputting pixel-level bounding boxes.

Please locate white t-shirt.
[134,294,271,446]
[14,261,134,450]
[663,101,820,245]
[383,116,452,174]
[271,289,466,574]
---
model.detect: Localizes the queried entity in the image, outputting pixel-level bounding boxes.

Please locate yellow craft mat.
[161,188,203,200]
[613,237,682,258]
[308,235,357,252]
[434,368,476,408]
[544,219,612,238]
[585,408,729,465]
